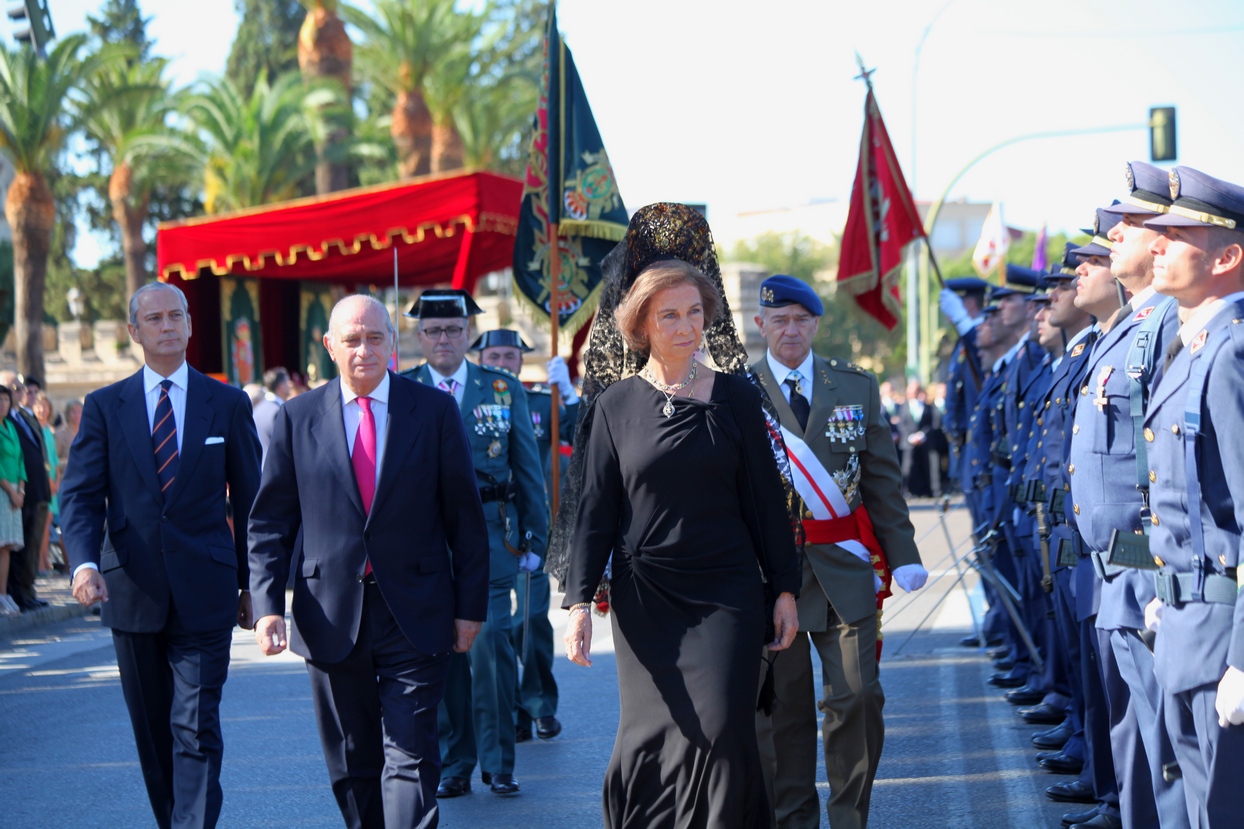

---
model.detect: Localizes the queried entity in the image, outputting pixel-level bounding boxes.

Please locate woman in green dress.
[0,386,28,616]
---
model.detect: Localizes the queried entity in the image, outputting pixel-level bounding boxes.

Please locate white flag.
[972,201,1010,279]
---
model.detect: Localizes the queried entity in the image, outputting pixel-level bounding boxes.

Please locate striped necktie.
[152,379,179,498]
[438,379,458,398]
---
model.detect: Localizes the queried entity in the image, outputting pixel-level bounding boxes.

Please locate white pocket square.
[204,436,225,445]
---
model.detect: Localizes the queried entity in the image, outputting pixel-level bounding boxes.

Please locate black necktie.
[152,379,179,497]
[1163,337,1185,373]
[1116,301,1133,323]
[785,376,810,431]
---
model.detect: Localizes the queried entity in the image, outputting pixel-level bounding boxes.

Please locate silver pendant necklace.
[643,361,698,418]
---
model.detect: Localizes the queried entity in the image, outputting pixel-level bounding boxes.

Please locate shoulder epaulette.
[524,382,553,395]
[479,364,520,381]
[825,357,866,374]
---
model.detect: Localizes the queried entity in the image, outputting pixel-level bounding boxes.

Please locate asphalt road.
[0,499,1077,828]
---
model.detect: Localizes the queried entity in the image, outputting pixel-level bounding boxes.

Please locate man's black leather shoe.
[1070,814,1122,829]
[1032,721,1073,749]
[535,716,562,739]
[1046,780,1095,803]
[987,646,1011,659]
[515,725,532,743]
[988,672,1026,688]
[1040,753,1085,775]
[489,774,519,795]
[1005,686,1044,705]
[1061,808,1099,827]
[960,634,1003,647]
[993,658,1016,672]
[1020,703,1066,724]
[436,776,470,798]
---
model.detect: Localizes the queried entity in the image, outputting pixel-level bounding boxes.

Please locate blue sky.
[6,0,1244,266]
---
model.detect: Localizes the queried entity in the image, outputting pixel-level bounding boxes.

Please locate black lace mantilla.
[546,203,803,587]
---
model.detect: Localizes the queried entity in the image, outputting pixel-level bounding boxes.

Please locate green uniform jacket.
[752,354,921,628]
[403,362,549,577]
[523,383,578,497]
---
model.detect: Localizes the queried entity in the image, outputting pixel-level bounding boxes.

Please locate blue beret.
[759,274,824,316]
[1113,161,1173,216]
[1070,207,1122,259]
[1144,166,1244,231]
[944,276,991,295]
[469,329,532,352]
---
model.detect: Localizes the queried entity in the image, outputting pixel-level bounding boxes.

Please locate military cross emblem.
[826,405,866,443]
[1094,366,1114,412]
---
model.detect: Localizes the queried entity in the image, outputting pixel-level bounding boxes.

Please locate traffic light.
[6,0,55,56]
[1149,106,1177,163]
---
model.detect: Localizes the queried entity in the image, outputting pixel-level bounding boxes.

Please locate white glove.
[1216,666,1244,727]
[546,356,579,405]
[1144,597,1164,632]
[940,288,973,335]
[517,552,541,573]
[891,563,929,592]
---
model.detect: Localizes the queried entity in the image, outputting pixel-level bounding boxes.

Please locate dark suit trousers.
[7,500,47,604]
[111,608,232,829]
[306,581,449,829]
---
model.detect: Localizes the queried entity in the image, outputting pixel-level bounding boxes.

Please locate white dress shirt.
[143,362,188,453]
[766,349,815,408]
[428,361,469,407]
[341,372,390,487]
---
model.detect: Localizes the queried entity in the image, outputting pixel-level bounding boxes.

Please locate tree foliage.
[227,0,304,101]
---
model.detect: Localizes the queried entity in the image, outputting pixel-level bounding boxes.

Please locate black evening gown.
[564,373,801,829]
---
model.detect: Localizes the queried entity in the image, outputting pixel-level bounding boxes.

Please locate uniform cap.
[1143,166,1244,231]
[405,289,483,319]
[469,329,532,352]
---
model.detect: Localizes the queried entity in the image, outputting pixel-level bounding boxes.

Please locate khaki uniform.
[753,353,920,829]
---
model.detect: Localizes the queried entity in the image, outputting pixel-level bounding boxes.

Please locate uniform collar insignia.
[1133,306,1154,321]
[1189,329,1209,354]
[1070,343,1086,357]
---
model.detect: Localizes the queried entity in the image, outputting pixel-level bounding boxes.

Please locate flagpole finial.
[853,53,876,88]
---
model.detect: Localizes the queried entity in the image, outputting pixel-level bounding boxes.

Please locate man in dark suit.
[61,282,262,829]
[249,294,489,829]
[1,371,51,610]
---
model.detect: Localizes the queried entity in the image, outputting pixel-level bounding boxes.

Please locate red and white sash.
[779,426,872,567]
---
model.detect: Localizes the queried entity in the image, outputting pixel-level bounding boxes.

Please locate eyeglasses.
[421,325,466,340]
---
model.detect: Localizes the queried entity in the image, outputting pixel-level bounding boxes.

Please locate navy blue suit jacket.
[61,367,262,633]
[247,372,490,664]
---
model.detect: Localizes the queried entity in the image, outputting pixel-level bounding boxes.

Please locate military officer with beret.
[1066,162,1187,829]
[469,329,578,744]
[401,291,549,798]
[750,274,926,829]
[1140,166,1244,827]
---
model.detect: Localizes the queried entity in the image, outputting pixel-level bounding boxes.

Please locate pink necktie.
[352,397,377,576]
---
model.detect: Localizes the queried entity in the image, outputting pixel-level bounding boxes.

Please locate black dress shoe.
[489,773,519,795]
[1032,722,1073,749]
[1006,686,1044,706]
[515,725,532,743]
[1020,703,1066,724]
[1035,750,1067,764]
[535,716,562,739]
[1061,807,1100,827]
[960,634,1003,648]
[436,776,470,798]
[1046,779,1096,803]
[987,645,1011,659]
[988,672,1027,688]
[1040,753,1085,775]
[993,658,1016,672]
[1070,815,1122,829]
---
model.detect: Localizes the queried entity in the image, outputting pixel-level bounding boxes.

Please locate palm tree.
[296,0,352,193]
[453,73,535,172]
[76,57,194,301]
[181,71,344,213]
[0,35,108,379]
[342,0,473,178]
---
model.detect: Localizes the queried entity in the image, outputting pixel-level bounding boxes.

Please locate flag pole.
[393,247,400,370]
[548,229,561,521]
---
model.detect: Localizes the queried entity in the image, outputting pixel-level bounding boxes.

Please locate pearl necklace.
[643,361,697,418]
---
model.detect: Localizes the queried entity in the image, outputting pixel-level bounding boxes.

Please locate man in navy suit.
[61,282,262,829]
[248,294,489,829]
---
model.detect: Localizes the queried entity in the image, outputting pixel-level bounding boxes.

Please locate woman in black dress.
[561,256,802,829]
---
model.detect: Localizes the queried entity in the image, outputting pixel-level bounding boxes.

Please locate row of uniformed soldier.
[940,160,1244,829]
[400,291,577,799]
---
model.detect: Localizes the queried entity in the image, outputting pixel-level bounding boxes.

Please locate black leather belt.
[479,481,517,504]
[1154,570,1237,606]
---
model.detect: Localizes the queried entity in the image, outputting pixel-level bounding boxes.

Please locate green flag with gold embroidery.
[511,1,627,337]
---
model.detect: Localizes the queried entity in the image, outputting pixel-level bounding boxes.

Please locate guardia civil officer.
[401,291,549,798]
[469,329,578,744]
[750,275,926,829]
[1140,166,1244,827]
[1065,161,1187,829]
